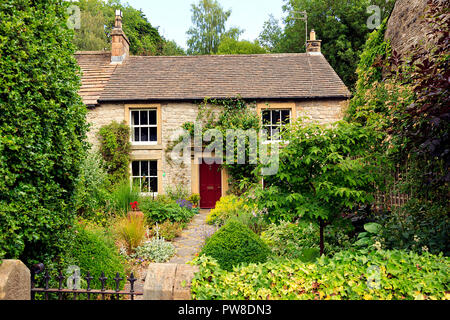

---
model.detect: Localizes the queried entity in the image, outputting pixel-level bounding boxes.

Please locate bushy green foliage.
[98,121,131,184]
[132,237,176,263]
[148,221,184,241]
[199,220,270,271]
[259,0,395,87]
[217,38,267,55]
[206,195,245,225]
[73,152,110,219]
[345,19,392,122]
[68,223,125,290]
[256,119,383,254]
[377,200,449,256]
[140,197,197,224]
[261,220,354,259]
[191,250,450,300]
[74,0,167,55]
[0,0,88,261]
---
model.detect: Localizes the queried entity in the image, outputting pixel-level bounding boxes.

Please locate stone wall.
[385,0,432,58]
[86,103,125,148]
[296,99,347,124]
[85,98,347,193]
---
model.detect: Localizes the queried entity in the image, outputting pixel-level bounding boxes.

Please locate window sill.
[262,140,290,145]
[131,143,163,150]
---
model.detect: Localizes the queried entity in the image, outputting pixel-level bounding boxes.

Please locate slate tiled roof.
[98,53,351,102]
[75,52,351,104]
[75,51,117,106]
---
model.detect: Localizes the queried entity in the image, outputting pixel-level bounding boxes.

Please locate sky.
[125,0,286,49]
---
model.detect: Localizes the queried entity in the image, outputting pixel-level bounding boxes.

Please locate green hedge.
[191,249,449,300]
[199,220,270,271]
[0,0,88,262]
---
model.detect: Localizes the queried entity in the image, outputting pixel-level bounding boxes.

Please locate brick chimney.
[111,10,130,64]
[306,29,322,54]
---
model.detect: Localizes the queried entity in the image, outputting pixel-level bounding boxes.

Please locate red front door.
[200,162,222,209]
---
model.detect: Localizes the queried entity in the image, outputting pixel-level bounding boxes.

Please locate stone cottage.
[75,11,351,208]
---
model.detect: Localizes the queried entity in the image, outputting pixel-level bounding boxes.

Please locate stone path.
[168,209,217,264]
[125,209,216,299]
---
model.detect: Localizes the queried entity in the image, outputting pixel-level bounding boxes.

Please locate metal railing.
[30,263,143,300]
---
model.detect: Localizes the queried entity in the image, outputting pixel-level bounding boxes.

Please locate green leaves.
[0,0,88,261]
[191,250,450,300]
[364,222,382,234]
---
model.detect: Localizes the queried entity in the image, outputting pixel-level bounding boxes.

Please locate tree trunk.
[319,218,325,256]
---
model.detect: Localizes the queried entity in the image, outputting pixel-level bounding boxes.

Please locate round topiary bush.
[199,220,270,271]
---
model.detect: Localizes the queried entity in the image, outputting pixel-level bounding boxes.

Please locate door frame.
[192,157,228,208]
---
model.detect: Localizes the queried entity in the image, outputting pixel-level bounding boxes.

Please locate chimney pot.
[306,29,321,54]
[111,11,130,64]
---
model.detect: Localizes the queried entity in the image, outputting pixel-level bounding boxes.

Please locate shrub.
[191,250,450,300]
[132,237,175,263]
[261,221,318,259]
[261,220,354,259]
[114,215,147,255]
[140,197,196,223]
[230,209,268,235]
[0,0,88,262]
[73,152,110,220]
[98,121,131,184]
[68,223,125,290]
[377,200,449,256]
[148,221,184,241]
[199,220,270,271]
[206,195,245,226]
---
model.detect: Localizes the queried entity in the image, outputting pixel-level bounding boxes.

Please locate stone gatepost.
[143,263,199,300]
[0,260,31,300]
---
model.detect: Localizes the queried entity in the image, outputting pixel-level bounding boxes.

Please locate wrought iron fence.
[30,263,143,300]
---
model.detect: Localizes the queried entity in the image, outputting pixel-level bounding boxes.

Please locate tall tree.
[217,38,267,55]
[260,0,395,88]
[258,14,283,53]
[186,0,242,55]
[73,0,184,56]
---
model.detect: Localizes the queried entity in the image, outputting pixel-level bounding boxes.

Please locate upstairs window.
[131,109,157,144]
[261,109,291,141]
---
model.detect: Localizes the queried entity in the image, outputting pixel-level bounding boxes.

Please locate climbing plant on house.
[0,0,88,262]
[98,121,131,185]
[167,97,261,194]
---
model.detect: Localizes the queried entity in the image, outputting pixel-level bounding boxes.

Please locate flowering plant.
[130,201,139,211]
[176,199,193,210]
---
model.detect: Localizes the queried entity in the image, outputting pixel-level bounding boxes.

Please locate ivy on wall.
[166,97,261,194]
[98,121,131,185]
